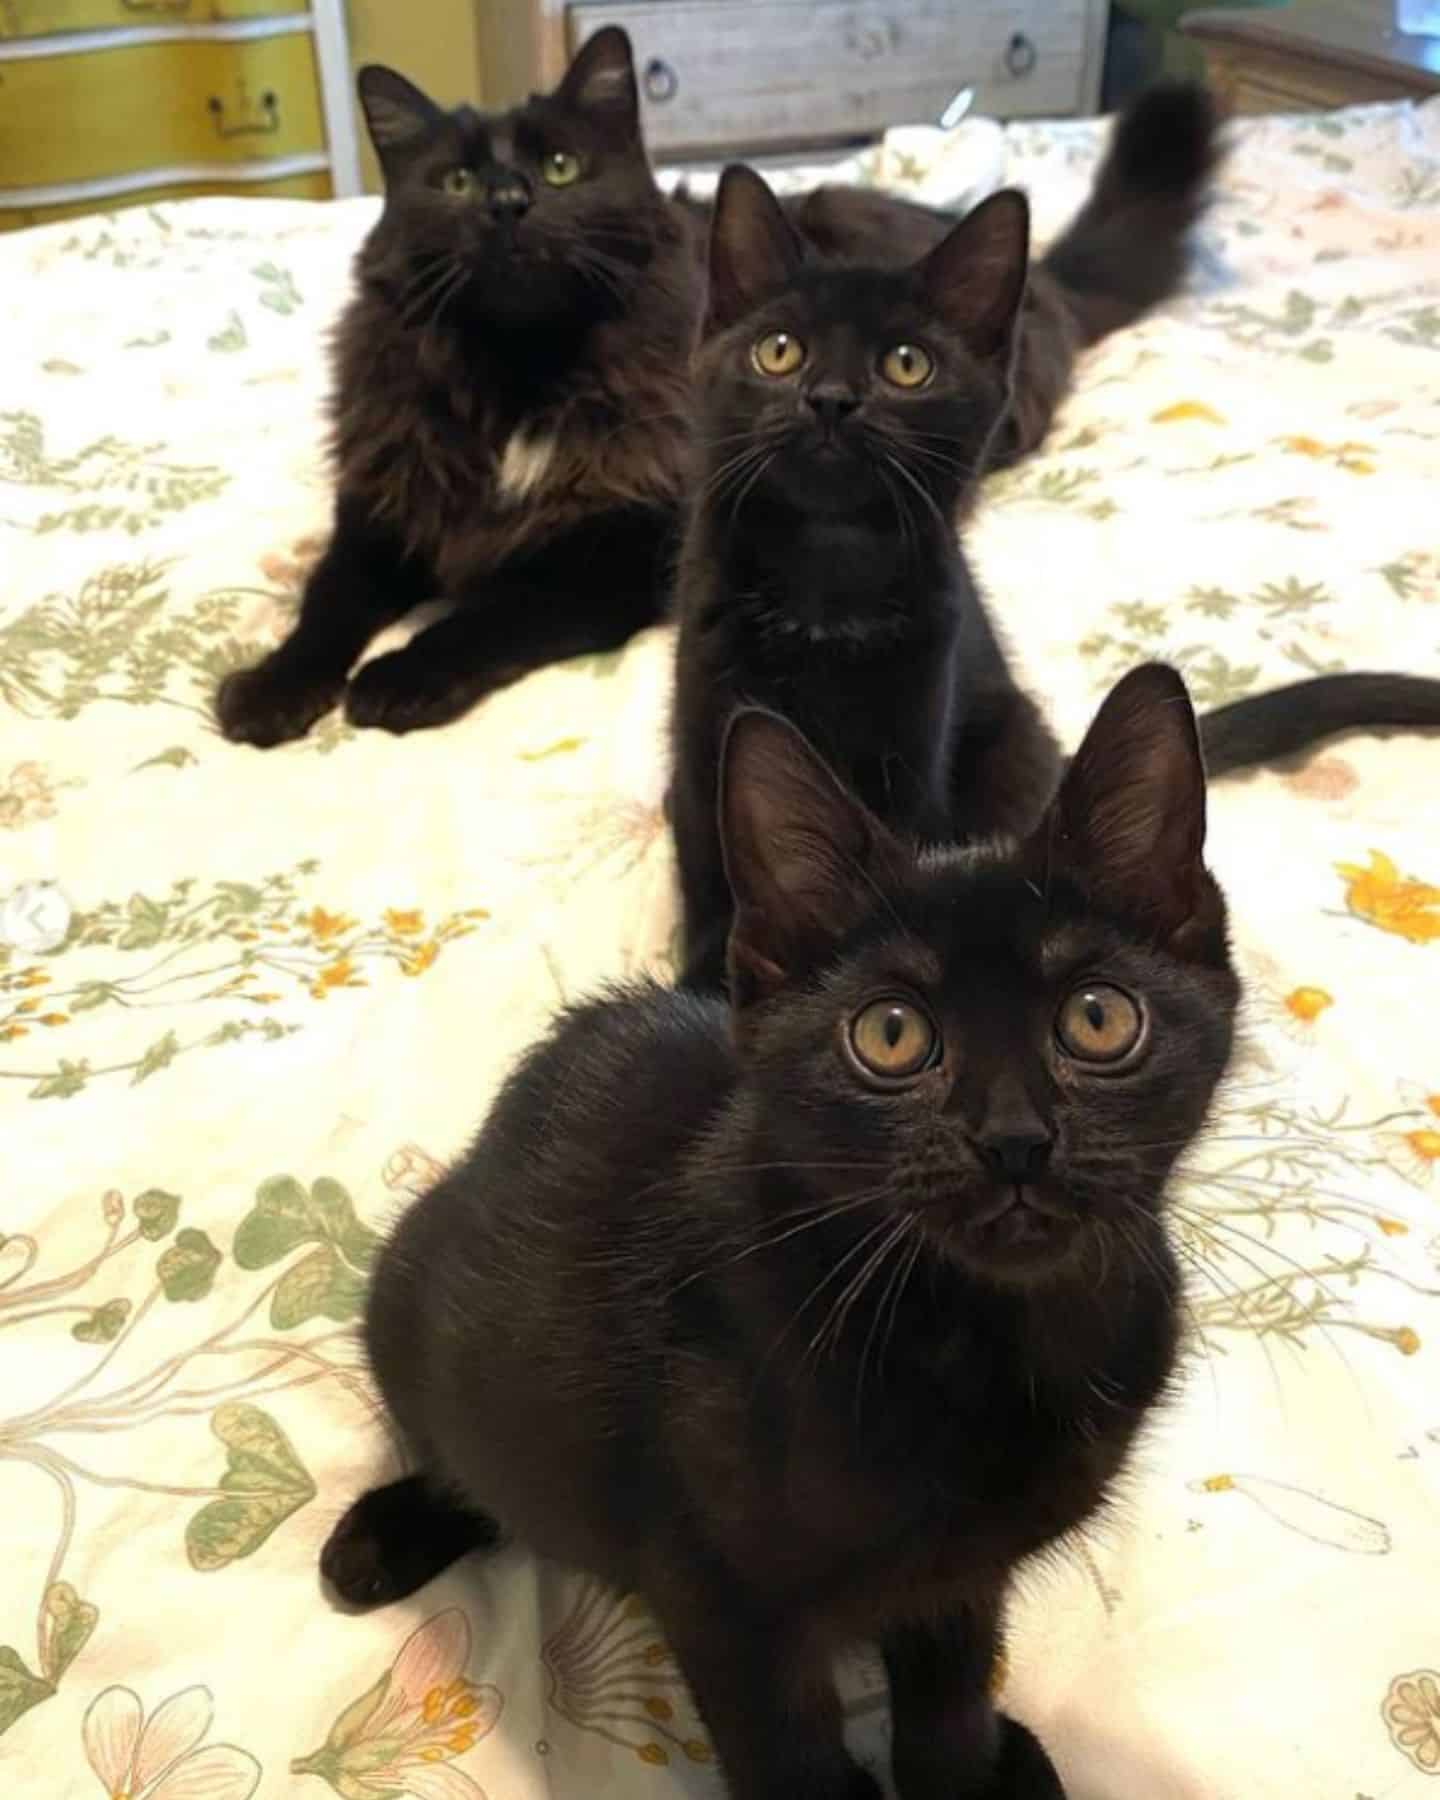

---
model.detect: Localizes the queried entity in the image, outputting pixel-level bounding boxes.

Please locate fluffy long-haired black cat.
[669,165,1440,987]
[321,662,1241,1800]
[217,28,699,746]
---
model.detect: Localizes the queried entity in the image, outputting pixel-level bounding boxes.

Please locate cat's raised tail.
[1200,674,1440,777]
[1041,80,1221,347]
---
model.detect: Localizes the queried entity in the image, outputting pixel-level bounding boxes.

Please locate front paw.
[345,649,478,735]
[216,658,342,747]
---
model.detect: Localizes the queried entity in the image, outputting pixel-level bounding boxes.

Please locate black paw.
[320,1492,413,1609]
[344,650,482,735]
[320,1475,500,1610]
[216,659,343,747]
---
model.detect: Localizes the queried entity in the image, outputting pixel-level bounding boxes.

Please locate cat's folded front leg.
[217,497,433,748]
[884,1606,1066,1800]
[344,509,672,735]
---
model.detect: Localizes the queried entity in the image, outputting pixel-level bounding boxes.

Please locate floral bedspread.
[3,99,1440,1800]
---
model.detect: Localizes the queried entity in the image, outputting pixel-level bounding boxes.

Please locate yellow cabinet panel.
[0,30,324,189]
[0,0,303,37]
[0,164,330,228]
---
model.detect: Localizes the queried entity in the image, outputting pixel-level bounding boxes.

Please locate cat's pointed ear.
[558,27,640,138]
[357,66,443,169]
[706,166,804,336]
[916,188,1030,363]
[720,708,906,1007]
[1036,663,1223,951]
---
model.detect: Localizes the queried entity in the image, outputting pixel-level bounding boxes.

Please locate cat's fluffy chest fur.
[331,254,693,581]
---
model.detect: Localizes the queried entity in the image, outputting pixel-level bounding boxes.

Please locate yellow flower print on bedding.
[1336,850,1440,943]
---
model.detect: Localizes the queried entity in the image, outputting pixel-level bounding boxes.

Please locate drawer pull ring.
[642,57,678,103]
[1005,31,1037,77]
[207,90,281,140]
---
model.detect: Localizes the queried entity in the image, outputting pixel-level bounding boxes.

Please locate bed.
[4,97,1439,1800]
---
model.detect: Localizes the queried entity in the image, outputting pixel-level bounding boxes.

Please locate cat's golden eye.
[1055,984,1145,1066]
[752,331,806,378]
[441,167,476,196]
[879,343,934,389]
[542,150,582,187]
[847,998,939,1083]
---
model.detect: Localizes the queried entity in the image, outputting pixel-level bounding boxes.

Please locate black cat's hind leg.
[217,498,434,748]
[320,1474,501,1609]
[345,508,672,735]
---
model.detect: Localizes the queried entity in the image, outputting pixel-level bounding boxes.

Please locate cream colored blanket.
[3,99,1440,1800]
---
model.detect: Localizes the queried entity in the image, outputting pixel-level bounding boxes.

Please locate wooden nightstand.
[1180,0,1440,112]
[480,0,1109,157]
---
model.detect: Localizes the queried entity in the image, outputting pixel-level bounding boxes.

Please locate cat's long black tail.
[1200,674,1440,778]
[1041,81,1221,348]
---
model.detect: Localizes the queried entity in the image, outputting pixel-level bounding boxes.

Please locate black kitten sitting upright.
[669,167,1440,988]
[218,29,698,746]
[321,663,1241,1800]
[670,169,1061,987]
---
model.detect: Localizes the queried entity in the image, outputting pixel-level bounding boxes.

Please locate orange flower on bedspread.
[292,1608,502,1800]
[1336,851,1440,943]
[83,1685,259,1800]
[1384,1669,1440,1773]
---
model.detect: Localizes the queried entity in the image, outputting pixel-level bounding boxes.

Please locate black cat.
[669,165,1440,988]
[321,662,1242,1800]
[217,28,699,747]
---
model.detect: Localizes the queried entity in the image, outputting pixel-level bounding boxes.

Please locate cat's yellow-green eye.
[441,167,476,197]
[1055,983,1145,1066]
[880,343,934,389]
[543,150,583,187]
[752,331,806,378]
[847,997,939,1084]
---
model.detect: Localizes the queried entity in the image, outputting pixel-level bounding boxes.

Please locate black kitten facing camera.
[667,164,1440,988]
[321,663,1240,1800]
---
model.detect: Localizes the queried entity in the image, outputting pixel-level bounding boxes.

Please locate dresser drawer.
[0,28,323,189]
[0,0,299,36]
[0,164,330,229]
[569,0,1090,151]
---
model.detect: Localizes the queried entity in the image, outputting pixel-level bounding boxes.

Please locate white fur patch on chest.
[495,430,558,504]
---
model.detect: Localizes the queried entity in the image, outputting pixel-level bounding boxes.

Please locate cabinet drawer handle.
[642,57,678,103]
[208,90,281,140]
[121,0,194,12]
[1005,31,1037,77]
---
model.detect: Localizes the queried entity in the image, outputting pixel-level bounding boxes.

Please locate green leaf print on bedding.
[234,1175,379,1328]
[72,1298,132,1343]
[134,1188,181,1239]
[0,411,229,533]
[253,262,302,314]
[0,1648,54,1736]
[39,1582,97,1684]
[185,1402,317,1572]
[158,1227,221,1302]
[208,310,249,353]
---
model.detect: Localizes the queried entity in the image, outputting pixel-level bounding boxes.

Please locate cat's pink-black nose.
[806,384,861,432]
[972,1128,1054,1182]
[487,176,533,221]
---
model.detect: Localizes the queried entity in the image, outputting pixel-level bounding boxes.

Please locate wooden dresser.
[0,0,362,232]
[480,0,1109,155]
[1180,0,1440,112]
